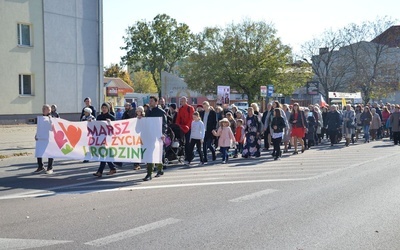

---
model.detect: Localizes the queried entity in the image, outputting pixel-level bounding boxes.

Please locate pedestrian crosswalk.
[1,140,399,200]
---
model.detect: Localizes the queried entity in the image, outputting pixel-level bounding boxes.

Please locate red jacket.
[176,104,195,134]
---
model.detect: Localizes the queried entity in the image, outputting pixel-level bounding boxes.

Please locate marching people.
[81,97,96,119]
[355,105,363,142]
[370,108,382,141]
[81,107,96,121]
[34,104,56,174]
[199,101,217,163]
[261,102,272,151]
[360,106,372,143]
[389,105,400,145]
[326,105,341,146]
[175,96,195,164]
[187,111,205,165]
[93,103,117,177]
[342,104,355,147]
[282,104,292,153]
[143,96,167,181]
[381,106,391,138]
[303,108,316,150]
[50,104,60,118]
[226,112,236,135]
[167,103,178,125]
[212,118,235,164]
[313,105,323,144]
[122,102,136,119]
[289,103,306,154]
[132,106,145,170]
[270,108,286,160]
[121,103,140,170]
[233,119,245,158]
[242,107,262,158]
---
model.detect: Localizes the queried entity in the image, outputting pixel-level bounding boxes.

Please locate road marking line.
[229,189,278,202]
[84,218,181,246]
[0,238,72,250]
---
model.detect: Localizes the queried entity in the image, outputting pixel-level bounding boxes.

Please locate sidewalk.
[0,124,37,159]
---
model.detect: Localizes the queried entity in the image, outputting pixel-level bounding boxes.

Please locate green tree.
[104,63,133,87]
[132,70,158,93]
[121,14,195,97]
[181,20,292,103]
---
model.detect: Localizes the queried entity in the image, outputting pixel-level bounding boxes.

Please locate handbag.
[346,120,355,129]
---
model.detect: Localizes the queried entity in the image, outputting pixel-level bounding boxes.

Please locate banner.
[328,92,361,99]
[35,117,163,163]
[217,85,230,104]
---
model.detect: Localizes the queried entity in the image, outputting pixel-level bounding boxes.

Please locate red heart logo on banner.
[59,123,82,147]
[54,130,67,149]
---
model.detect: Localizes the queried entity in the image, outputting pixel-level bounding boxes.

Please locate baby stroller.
[164,124,186,165]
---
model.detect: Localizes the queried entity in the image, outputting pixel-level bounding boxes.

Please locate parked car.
[233,102,248,110]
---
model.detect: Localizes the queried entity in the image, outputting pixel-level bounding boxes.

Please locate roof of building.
[104,77,134,92]
[371,25,400,48]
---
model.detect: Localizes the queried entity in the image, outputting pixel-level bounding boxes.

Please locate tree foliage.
[181,20,294,103]
[104,63,133,87]
[121,14,195,97]
[131,70,158,93]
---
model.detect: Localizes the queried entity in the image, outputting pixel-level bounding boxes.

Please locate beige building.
[0,0,103,124]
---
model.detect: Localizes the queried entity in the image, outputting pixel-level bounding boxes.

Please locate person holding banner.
[93,103,117,177]
[34,104,56,174]
[143,96,167,181]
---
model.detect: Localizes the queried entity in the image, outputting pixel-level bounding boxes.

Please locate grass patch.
[0,155,9,159]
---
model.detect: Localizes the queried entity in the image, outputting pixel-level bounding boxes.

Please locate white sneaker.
[45,169,53,174]
[222,161,226,164]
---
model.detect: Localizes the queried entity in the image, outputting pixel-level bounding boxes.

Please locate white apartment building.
[0,0,103,124]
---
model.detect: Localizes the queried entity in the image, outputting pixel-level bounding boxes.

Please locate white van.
[233,102,248,109]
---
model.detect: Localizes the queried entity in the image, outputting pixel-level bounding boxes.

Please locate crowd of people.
[33,96,399,181]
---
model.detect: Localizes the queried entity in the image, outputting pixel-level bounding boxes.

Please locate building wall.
[0,0,45,115]
[0,0,102,123]
[43,0,101,114]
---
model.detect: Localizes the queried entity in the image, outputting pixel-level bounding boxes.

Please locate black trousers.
[328,130,338,144]
[272,137,282,157]
[393,131,400,145]
[188,139,204,163]
[37,158,53,169]
[184,130,191,161]
[263,128,270,149]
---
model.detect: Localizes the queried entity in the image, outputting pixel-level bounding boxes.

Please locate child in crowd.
[132,106,146,170]
[234,119,245,158]
[212,118,235,164]
[187,111,205,165]
[34,104,55,174]
[80,107,96,121]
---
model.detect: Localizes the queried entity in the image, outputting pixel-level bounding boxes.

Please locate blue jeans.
[363,125,370,141]
[220,147,229,162]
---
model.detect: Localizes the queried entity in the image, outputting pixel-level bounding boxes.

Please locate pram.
[164,124,186,165]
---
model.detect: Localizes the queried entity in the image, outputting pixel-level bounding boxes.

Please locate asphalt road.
[1,139,400,249]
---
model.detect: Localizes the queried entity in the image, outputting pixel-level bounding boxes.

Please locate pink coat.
[214,126,235,147]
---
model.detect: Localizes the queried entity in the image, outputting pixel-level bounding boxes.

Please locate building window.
[19,74,32,95]
[17,23,31,46]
